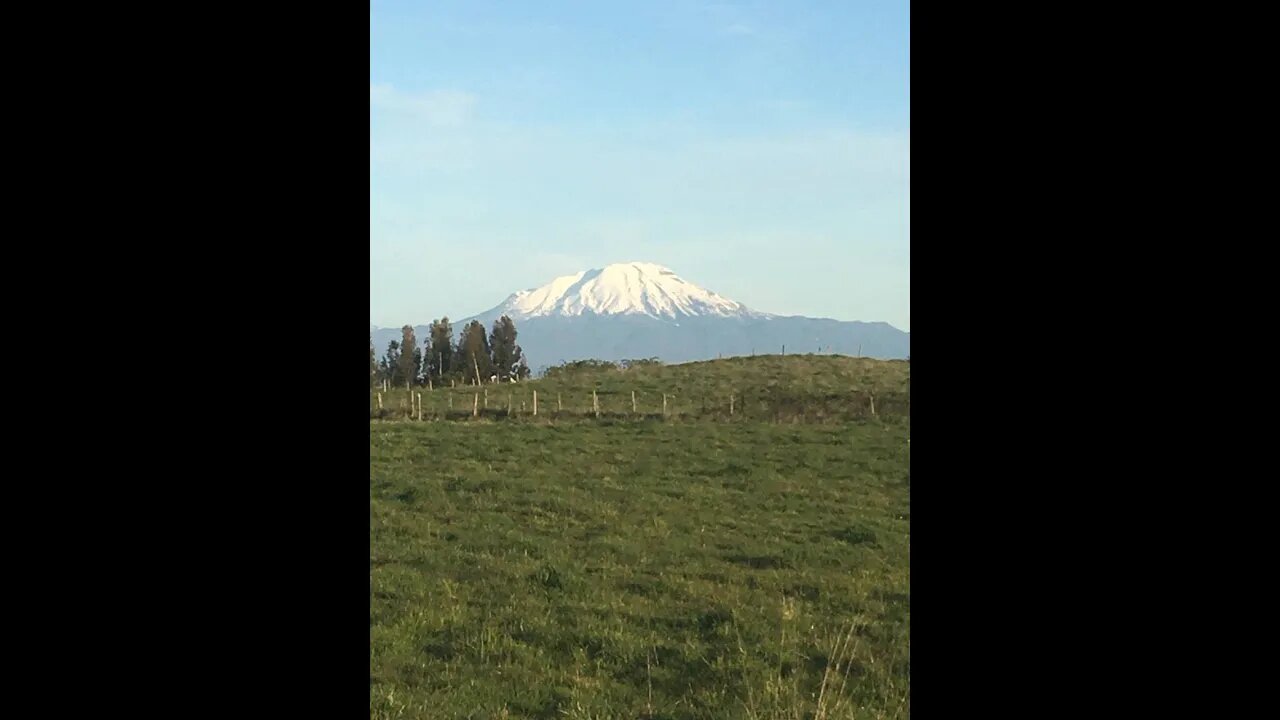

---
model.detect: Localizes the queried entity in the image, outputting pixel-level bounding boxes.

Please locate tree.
[382,340,401,387]
[456,320,494,383]
[369,335,377,388]
[426,317,454,380]
[397,326,419,389]
[488,315,527,380]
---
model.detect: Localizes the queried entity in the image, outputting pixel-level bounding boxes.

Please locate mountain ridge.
[372,263,909,369]
[482,262,770,321]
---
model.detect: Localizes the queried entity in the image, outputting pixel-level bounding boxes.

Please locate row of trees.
[370,315,530,389]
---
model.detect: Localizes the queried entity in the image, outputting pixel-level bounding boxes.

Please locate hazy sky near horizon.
[371,1,909,331]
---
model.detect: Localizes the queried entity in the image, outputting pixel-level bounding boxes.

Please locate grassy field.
[372,355,910,424]
[370,357,910,719]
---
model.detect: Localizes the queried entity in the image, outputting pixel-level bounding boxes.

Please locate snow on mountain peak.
[493,262,764,320]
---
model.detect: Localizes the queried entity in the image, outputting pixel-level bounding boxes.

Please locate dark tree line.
[371,315,529,389]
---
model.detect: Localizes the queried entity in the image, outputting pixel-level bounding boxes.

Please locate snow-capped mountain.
[372,263,909,370]
[485,262,769,321]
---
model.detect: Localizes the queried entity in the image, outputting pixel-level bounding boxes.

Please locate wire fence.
[370,387,909,424]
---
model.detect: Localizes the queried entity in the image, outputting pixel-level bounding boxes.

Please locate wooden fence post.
[557,393,562,413]
[376,393,382,410]
[533,390,538,416]
[870,393,876,417]
[473,393,478,418]
[593,390,599,418]
[417,392,422,421]
[632,390,637,414]
[662,393,667,417]
[730,394,734,416]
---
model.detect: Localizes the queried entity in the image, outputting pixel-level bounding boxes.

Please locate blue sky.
[371,1,909,330]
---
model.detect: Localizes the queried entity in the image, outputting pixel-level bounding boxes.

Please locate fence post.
[593,390,599,418]
[533,390,538,416]
[376,393,382,410]
[730,394,734,416]
[632,390,637,414]
[417,392,422,421]
[662,393,667,417]
[473,393,478,418]
[557,393,562,413]
[870,393,876,417]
